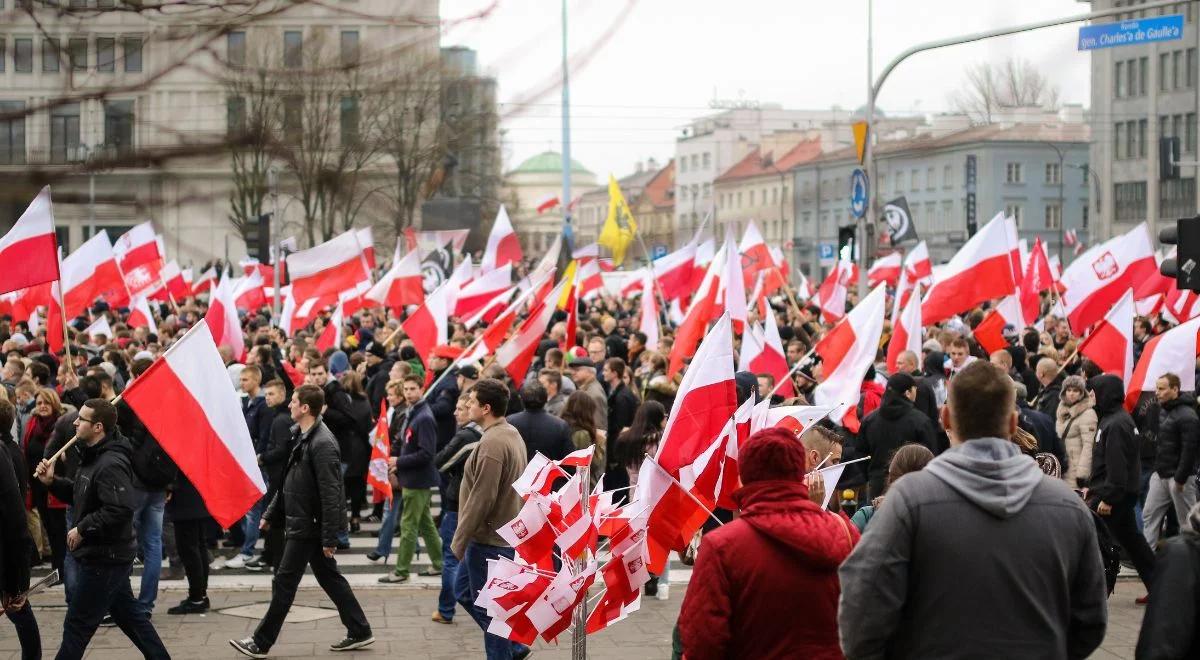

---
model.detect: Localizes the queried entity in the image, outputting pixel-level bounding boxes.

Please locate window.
[894,171,904,192]
[1138,118,1148,157]
[0,39,5,73]
[1174,50,1184,89]
[97,0,115,6]
[1044,204,1062,229]
[702,152,711,169]
[1115,122,1125,159]
[283,31,302,69]
[926,167,935,189]
[1140,56,1149,95]
[97,37,114,71]
[340,96,358,147]
[69,38,87,70]
[1082,203,1089,229]
[736,191,742,207]
[802,211,811,225]
[41,38,59,72]
[122,37,141,72]
[910,168,919,191]
[770,187,777,204]
[1115,60,1125,97]
[1187,113,1197,154]
[0,101,26,165]
[702,182,710,198]
[1189,48,1197,88]
[943,164,952,188]
[226,96,246,135]
[49,102,80,163]
[690,154,698,170]
[1005,162,1023,183]
[1127,58,1138,97]
[1161,52,1171,91]
[1114,181,1147,221]
[1005,204,1023,226]
[1127,119,1137,159]
[1045,162,1060,184]
[227,31,245,67]
[1161,178,1197,218]
[103,100,134,155]
[339,30,359,67]
[679,157,686,173]
[14,38,32,72]
[749,190,756,206]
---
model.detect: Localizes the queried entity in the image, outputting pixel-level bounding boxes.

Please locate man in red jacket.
[678,427,860,660]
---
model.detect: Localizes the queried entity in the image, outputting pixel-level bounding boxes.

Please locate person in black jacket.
[231,384,373,658]
[426,347,462,450]
[431,396,481,624]
[1017,395,1068,472]
[603,358,639,441]
[508,382,576,462]
[35,398,168,660]
[1136,501,1200,658]
[1087,374,1157,598]
[1033,358,1064,420]
[854,374,939,499]
[380,375,443,584]
[1142,373,1199,549]
[0,399,38,660]
[246,379,294,572]
[338,371,373,534]
[306,361,354,549]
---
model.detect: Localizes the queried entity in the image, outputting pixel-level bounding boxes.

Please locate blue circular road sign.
[850,169,868,218]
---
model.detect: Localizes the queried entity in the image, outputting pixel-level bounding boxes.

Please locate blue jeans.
[5,601,40,660]
[131,489,166,612]
[374,494,403,557]
[240,476,269,557]
[63,507,78,605]
[58,562,169,660]
[454,543,530,660]
[437,511,459,620]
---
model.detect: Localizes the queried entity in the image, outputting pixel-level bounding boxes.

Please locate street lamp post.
[1066,163,1103,249]
[1043,142,1066,263]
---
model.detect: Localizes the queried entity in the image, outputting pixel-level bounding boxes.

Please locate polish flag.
[1060,223,1157,331]
[921,213,1017,325]
[356,227,376,270]
[758,404,837,436]
[639,269,659,351]
[653,240,697,302]
[84,316,113,341]
[749,305,793,398]
[687,239,716,294]
[535,194,560,214]
[477,560,551,645]
[0,186,59,295]
[576,258,604,301]
[886,284,923,374]
[525,562,598,643]
[1078,289,1135,386]
[815,259,857,323]
[121,320,267,528]
[123,260,165,300]
[668,247,724,377]
[498,496,558,566]
[513,453,570,499]
[656,312,736,476]
[1165,286,1200,324]
[813,283,887,432]
[738,220,773,286]
[973,293,1026,355]
[891,241,933,320]
[127,295,158,335]
[401,282,450,365]
[1005,216,1022,286]
[455,264,513,319]
[1125,313,1200,410]
[204,274,244,361]
[680,397,754,510]
[1019,237,1054,323]
[719,237,748,332]
[61,231,128,317]
[738,323,765,374]
[159,261,191,301]
[444,258,474,314]
[114,222,161,273]
[315,301,344,352]
[365,247,424,312]
[463,286,516,329]
[367,401,393,503]
[633,455,712,574]
[496,279,569,385]
[1133,250,1176,315]
[232,268,266,311]
[585,538,650,634]
[481,206,523,274]
[191,267,216,295]
[795,270,815,300]
[867,252,902,288]
[286,230,370,304]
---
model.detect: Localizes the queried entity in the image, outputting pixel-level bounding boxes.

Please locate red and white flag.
[718,237,748,332]
[585,538,650,634]
[688,238,716,293]
[814,259,857,323]
[204,274,244,361]
[455,264,513,319]
[1060,223,1156,331]
[668,248,725,377]
[356,227,376,270]
[1019,237,1055,323]
[127,295,158,335]
[1125,313,1200,410]
[748,305,793,398]
[191,267,216,295]
[232,268,266,311]
[365,246,423,312]
[476,559,551,645]
[867,252,902,288]
[887,283,922,374]
[973,293,1026,355]
[159,261,191,301]
[367,401,392,503]
[754,404,837,436]
[401,282,450,365]
[513,453,570,499]
[639,269,659,351]
[61,230,128,317]
[498,495,558,566]
[481,206,523,274]
[657,312,736,476]
[525,561,598,643]
[121,320,267,528]
[315,301,344,352]
[633,456,711,574]
[738,220,774,287]
[0,186,59,296]
[286,230,371,304]
[653,239,697,302]
[496,279,569,385]
[922,213,1018,324]
[891,240,933,320]
[463,285,516,330]
[114,221,161,273]
[813,283,887,432]
[84,316,113,341]
[1078,289,1135,386]
[575,257,603,300]
[535,194,560,214]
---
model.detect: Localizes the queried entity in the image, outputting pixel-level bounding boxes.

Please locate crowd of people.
[0,252,1199,659]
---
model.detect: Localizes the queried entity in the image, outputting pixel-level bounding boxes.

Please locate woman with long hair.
[612,400,667,489]
[339,371,374,532]
[26,388,65,573]
[561,391,604,488]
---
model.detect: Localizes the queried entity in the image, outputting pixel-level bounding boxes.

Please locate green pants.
[393,487,443,578]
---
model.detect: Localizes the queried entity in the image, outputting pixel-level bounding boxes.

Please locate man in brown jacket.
[451,378,530,660]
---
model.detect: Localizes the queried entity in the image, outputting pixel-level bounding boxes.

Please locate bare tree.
[951,58,1061,124]
[225,56,282,240]
[376,57,446,238]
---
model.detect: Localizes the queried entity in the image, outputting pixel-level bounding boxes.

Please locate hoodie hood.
[878,390,914,421]
[1088,374,1125,416]
[923,437,1043,519]
[733,480,855,569]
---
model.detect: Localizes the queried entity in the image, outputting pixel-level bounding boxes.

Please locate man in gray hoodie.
[838,360,1108,660]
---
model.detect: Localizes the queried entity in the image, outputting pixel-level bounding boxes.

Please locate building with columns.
[500,150,596,255]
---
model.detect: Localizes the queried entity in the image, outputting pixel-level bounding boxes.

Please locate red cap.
[431,344,463,360]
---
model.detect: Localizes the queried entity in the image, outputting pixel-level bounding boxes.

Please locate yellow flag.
[557,260,578,309]
[598,175,639,266]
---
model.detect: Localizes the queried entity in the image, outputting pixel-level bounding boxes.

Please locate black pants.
[37,504,68,572]
[345,473,366,521]
[174,518,209,601]
[252,538,370,651]
[56,561,169,660]
[5,600,40,660]
[1104,494,1157,591]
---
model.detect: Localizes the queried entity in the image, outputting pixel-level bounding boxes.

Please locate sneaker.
[329,634,375,652]
[365,552,387,564]
[209,556,225,570]
[418,568,442,576]
[224,554,252,569]
[431,612,453,624]
[377,572,409,584]
[167,597,210,615]
[655,583,670,601]
[229,637,268,659]
[365,514,381,523]
[349,520,361,533]
[244,557,267,572]
[99,614,117,627]
[643,576,658,597]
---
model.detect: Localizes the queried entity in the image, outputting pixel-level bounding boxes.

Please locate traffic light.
[245,212,271,263]
[837,225,856,262]
[1160,215,1200,291]
[1159,137,1180,180]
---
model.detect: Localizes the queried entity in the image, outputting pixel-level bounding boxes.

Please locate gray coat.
[838,437,1108,660]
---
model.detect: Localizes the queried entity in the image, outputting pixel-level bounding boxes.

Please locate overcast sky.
[440,0,1093,180]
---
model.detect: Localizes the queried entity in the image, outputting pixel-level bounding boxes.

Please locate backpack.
[1091,509,1122,595]
[131,433,179,490]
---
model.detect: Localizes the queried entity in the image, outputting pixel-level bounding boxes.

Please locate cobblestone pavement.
[0,580,1148,659]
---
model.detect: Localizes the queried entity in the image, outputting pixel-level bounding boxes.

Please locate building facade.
[573,159,659,245]
[437,46,502,228]
[500,151,596,255]
[713,135,821,245]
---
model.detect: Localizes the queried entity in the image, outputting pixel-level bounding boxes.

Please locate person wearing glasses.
[35,398,168,660]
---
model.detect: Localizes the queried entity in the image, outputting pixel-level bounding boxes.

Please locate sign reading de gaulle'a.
[1078,14,1184,51]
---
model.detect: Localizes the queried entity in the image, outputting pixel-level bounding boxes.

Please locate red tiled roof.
[809,122,1091,165]
[641,160,675,209]
[714,138,823,183]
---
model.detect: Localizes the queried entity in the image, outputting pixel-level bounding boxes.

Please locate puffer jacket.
[264,418,347,547]
[47,432,137,564]
[1153,393,1199,484]
[679,480,859,660]
[1056,397,1097,488]
[1088,374,1141,505]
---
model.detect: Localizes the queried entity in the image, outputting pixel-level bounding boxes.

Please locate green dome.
[512,151,593,175]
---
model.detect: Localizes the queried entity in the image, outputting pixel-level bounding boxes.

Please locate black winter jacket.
[508,408,576,462]
[320,381,357,465]
[390,399,440,490]
[1019,401,1068,471]
[1136,531,1200,659]
[343,393,373,478]
[426,372,460,451]
[1034,375,1063,421]
[1153,393,1199,484]
[606,383,640,440]
[265,419,346,546]
[165,472,209,522]
[48,433,138,564]
[260,403,294,487]
[435,424,481,513]
[0,436,30,596]
[855,390,938,498]
[1088,374,1142,505]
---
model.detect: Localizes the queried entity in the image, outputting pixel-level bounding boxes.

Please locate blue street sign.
[818,243,837,264]
[850,169,868,218]
[651,244,668,260]
[1078,15,1183,51]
